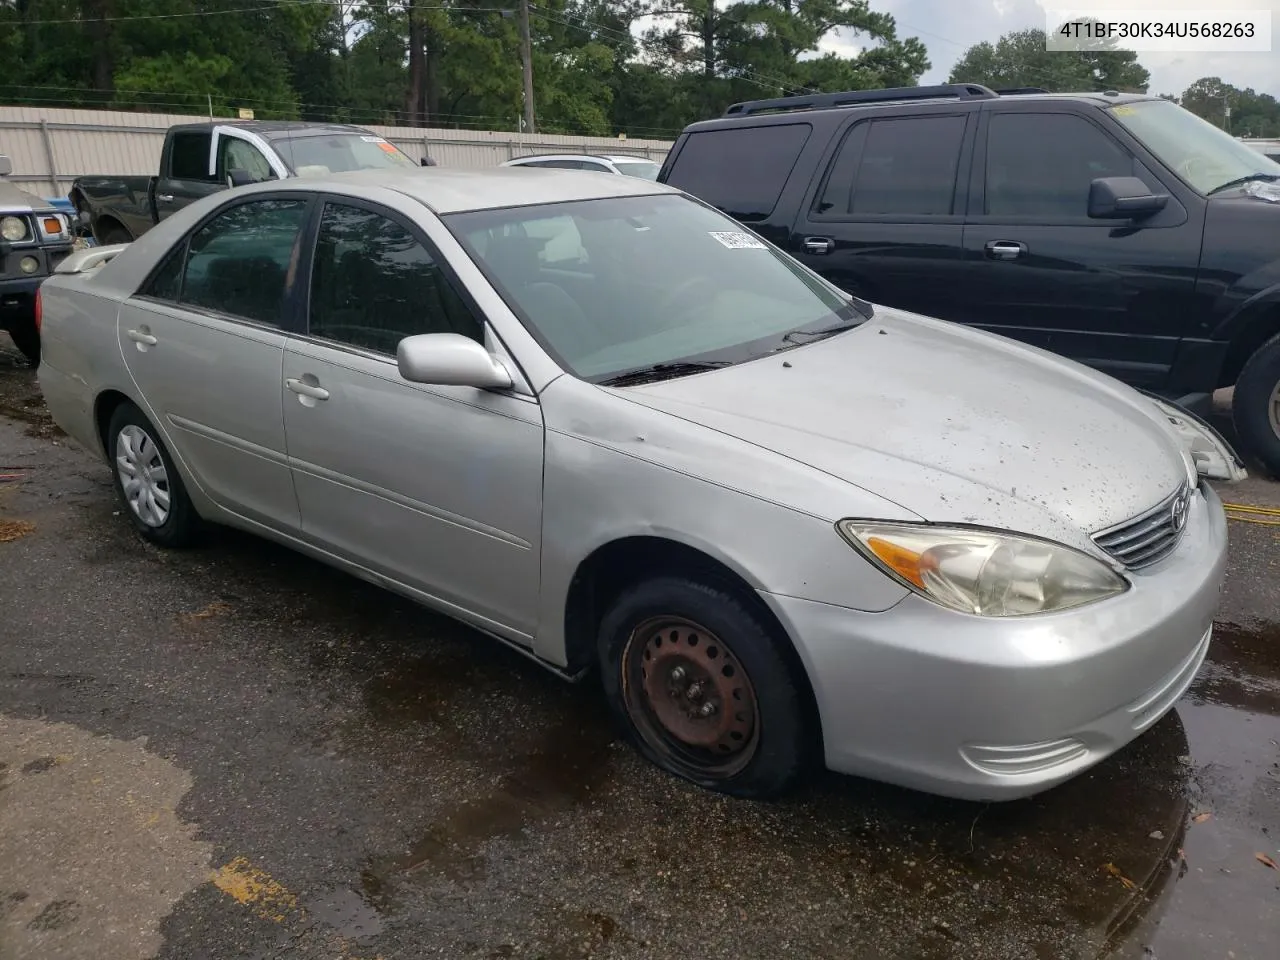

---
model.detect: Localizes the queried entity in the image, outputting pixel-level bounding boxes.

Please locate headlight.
[1,215,27,241]
[1145,395,1246,482]
[19,256,39,274]
[837,521,1129,617]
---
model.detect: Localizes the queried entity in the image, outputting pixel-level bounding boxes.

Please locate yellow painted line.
[211,857,300,924]
[1223,501,1280,516]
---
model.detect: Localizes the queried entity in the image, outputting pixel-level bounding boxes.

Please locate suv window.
[985,113,1135,218]
[179,198,309,324]
[818,115,965,217]
[169,131,213,181]
[308,202,484,355]
[664,123,812,221]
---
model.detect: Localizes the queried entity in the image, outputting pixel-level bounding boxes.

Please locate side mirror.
[227,168,256,188]
[1088,176,1170,220]
[0,155,11,177]
[420,157,437,167]
[396,333,512,390]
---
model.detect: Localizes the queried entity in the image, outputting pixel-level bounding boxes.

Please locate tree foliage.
[0,0,930,137]
[948,28,1149,94]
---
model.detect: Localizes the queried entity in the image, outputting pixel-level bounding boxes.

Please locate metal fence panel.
[0,106,674,197]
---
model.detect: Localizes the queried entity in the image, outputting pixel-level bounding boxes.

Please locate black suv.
[658,83,1280,474]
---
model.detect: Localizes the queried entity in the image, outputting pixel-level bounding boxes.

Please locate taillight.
[33,287,42,333]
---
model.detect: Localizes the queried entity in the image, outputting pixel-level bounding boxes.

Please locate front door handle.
[155,194,175,203]
[286,377,330,401]
[126,328,157,347]
[984,240,1027,261]
[803,237,834,255]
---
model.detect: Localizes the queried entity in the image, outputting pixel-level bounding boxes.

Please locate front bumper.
[0,275,41,328]
[762,483,1228,801]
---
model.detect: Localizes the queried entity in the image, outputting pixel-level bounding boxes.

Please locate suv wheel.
[1233,332,1280,477]
[8,321,39,366]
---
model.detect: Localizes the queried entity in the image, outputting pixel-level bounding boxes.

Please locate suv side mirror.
[420,156,437,167]
[1088,177,1169,220]
[396,333,512,390]
[0,156,12,177]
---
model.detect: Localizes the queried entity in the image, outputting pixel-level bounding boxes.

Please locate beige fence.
[0,106,674,197]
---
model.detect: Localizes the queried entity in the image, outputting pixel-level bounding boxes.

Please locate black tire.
[8,321,39,366]
[106,402,201,547]
[597,576,812,799]
[1233,332,1280,477]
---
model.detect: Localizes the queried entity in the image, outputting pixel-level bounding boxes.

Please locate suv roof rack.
[722,83,999,117]
[993,87,1049,95]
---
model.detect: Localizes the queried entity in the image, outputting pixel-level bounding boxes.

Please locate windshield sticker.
[360,135,388,143]
[376,141,400,154]
[709,231,766,250]
[1111,105,1137,116]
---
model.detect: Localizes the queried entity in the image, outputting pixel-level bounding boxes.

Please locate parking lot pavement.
[1,346,1277,960]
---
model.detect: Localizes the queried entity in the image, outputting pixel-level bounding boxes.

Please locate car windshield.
[1108,99,1280,194]
[274,133,417,176]
[612,160,660,180]
[445,193,861,382]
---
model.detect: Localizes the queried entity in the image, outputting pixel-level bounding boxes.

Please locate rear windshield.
[273,134,417,176]
[662,124,811,221]
[612,160,661,180]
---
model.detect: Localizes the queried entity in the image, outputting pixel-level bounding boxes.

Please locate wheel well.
[563,536,824,752]
[68,188,86,213]
[1219,303,1280,388]
[92,214,129,243]
[93,390,132,452]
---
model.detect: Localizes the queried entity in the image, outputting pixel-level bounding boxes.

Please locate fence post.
[38,119,60,196]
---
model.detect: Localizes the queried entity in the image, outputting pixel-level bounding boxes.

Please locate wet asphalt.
[0,341,1277,960]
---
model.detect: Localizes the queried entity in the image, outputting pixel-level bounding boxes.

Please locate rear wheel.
[1233,333,1280,477]
[106,402,200,547]
[597,576,812,799]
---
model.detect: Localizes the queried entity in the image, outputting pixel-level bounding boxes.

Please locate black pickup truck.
[658,83,1280,475]
[71,120,420,245]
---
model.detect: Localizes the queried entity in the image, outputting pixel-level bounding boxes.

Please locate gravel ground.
[1,340,1277,960]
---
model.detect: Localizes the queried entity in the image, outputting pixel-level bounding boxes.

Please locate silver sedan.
[35,167,1244,801]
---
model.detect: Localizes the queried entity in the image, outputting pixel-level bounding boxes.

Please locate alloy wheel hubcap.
[115,425,171,527]
[1269,380,1280,439]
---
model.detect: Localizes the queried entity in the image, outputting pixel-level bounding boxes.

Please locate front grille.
[1092,484,1191,570]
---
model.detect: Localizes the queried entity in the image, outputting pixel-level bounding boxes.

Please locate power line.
[2,1,511,28]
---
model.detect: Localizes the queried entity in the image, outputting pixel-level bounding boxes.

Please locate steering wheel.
[658,274,719,317]
[1176,156,1213,183]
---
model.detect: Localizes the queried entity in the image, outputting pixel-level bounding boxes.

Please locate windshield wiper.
[779,317,863,347]
[1208,173,1280,196]
[598,361,733,387]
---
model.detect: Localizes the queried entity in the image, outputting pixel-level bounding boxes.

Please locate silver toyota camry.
[35,168,1243,802]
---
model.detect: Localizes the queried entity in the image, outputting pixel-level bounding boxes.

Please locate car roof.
[168,121,376,139]
[509,153,658,164]
[271,166,678,214]
[680,90,1160,134]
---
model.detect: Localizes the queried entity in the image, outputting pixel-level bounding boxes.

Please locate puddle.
[302,887,384,940]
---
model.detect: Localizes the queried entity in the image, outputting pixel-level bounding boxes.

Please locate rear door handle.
[984,240,1027,261]
[803,237,834,255]
[126,328,157,346]
[155,194,175,203]
[286,378,330,401]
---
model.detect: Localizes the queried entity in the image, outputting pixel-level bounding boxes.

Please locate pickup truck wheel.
[106,403,200,547]
[8,321,39,366]
[1233,332,1280,477]
[597,576,812,799]
[97,224,132,245]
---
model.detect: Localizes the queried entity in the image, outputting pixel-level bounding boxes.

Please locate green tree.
[949,28,1149,93]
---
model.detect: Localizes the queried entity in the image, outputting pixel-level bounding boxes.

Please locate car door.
[788,111,973,319]
[117,193,312,530]
[958,108,1202,388]
[155,129,224,223]
[282,197,546,639]
[213,127,286,187]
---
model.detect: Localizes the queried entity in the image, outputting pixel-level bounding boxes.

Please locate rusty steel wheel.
[621,616,762,779]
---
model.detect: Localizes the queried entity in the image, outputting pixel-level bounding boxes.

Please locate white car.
[501,154,661,179]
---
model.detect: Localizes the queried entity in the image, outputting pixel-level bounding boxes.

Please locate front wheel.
[597,576,812,799]
[106,402,201,547]
[7,320,39,366]
[1233,332,1280,477]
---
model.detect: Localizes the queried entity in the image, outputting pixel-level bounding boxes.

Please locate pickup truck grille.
[1092,484,1192,570]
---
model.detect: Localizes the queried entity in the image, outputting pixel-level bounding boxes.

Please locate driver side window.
[219,137,274,184]
[984,113,1143,219]
[308,201,484,355]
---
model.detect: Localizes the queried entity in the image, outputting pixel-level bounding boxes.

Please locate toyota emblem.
[1170,492,1189,532]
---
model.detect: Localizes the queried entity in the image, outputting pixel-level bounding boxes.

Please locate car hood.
[615,307,1189,550]
[0,179,56,212]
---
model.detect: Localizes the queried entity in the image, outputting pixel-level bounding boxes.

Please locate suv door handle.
[803,237,834,255]
[286,377,330,401]
[126,328,157,347]
[984,240,1027,261]
[155,194,175,203]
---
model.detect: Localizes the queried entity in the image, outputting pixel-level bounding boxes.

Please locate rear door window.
[663,124,812,221]
[168,131,213,182]
[817,116,966,217]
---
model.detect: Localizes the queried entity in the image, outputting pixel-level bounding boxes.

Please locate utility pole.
[518,0,536,134]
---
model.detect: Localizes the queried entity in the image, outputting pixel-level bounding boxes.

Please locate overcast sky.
[815,0,1280,98]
